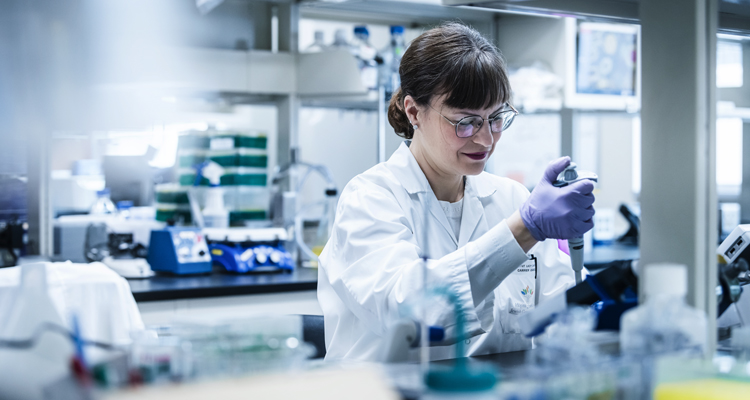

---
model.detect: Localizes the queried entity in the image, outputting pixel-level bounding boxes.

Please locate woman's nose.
[473,122,494,146]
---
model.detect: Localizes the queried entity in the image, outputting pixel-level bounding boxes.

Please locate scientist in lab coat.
[318,22,595,361]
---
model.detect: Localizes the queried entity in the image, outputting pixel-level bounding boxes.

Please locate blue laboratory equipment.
[519,261,638,337]
[203,228,294,273]
[147,227,212,275]
[424,287,497,393]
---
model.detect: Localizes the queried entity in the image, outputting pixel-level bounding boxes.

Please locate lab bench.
[584,243,640,270]
[127,267,321,325]
[127,244,637,325]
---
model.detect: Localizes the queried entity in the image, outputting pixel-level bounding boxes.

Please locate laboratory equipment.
[147,227,212,275]
[379,25,406,97]
[304,30,327,53]
[617,203,640,245]
[102,151,158,207]
[330,29,349,49]
[620,263,708,357]
[0,219,26,268]
[717,224,750,265]
[423,287,497,394]
[99,230,154,278]
[519,260,638,337]
[116,200,133,219]
[269,148,337,266]
[53,214,162,265]
[552,162,598,284]
[175,129,270,226]
[90,188,118,215]
[351,26,381,90]
[127,316,313,384]
[203,227,294,273]
[380,320,445,363]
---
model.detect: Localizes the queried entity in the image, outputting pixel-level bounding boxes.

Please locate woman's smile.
[463,151,488,161]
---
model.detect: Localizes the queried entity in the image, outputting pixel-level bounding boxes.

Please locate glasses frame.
[428,103,519,138]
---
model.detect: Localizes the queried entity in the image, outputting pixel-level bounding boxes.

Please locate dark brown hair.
[388,22,512,139]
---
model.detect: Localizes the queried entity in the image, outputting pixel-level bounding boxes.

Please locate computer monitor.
[565,21,641,110]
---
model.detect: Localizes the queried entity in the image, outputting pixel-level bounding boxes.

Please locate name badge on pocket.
[498,254,538,334]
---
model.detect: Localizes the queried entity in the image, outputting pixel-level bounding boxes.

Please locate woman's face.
[410,95,504,177]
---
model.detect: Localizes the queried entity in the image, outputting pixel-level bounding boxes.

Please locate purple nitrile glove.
[519,157,595,241]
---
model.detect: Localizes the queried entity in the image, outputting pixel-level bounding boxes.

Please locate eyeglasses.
[428,103,518,138]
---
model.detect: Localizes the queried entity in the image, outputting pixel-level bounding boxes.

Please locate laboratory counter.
[127,267,319,302]
[126,243,637,302]
[583,242,639,270]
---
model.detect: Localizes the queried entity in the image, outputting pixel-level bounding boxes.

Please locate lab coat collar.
[386,141,430,195]
[387,141,498,247]
[386,142,456,244]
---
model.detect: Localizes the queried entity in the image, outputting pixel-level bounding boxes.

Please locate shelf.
[300,0,496,25]
[301,92,380,110]
[441,0,750,34]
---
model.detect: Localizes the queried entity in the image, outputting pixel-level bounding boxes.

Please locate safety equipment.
[318,142,577,361]
[519,157,595,241]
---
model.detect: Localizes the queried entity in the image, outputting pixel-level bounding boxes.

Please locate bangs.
[436,49,511,111]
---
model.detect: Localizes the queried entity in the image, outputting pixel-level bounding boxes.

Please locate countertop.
[127,267,318,302]
[585,242,639,270]
[127,243,639,302]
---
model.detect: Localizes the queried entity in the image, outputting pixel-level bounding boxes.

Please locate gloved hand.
[519,157,595,241]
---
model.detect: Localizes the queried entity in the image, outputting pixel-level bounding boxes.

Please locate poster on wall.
[576,22,638,97]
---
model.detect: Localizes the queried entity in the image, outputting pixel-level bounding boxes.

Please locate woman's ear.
[404,95,420,127]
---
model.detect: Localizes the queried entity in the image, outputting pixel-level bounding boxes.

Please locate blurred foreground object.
[102,365,399,400]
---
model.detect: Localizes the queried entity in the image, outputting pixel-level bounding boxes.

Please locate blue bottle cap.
[428,326,445,342]
[390,25,404,34]
[354,26,369,36]
[97,188,110,197]
[117,200,133,210]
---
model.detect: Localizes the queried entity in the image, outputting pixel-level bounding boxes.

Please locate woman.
[318,23,595,361]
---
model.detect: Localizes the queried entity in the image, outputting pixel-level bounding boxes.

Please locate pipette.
[553,162,597,284]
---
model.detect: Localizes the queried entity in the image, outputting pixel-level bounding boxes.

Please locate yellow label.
[211,249,223,256]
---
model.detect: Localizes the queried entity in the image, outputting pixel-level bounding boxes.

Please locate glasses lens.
[456,117,482,138]
[490,111,515,133]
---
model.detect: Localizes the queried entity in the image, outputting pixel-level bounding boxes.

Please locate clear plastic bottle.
[90,188,118,215]
[304,30,327,53]
[351,25,379,90]
[730,326,750,376]
[379,25,406,97]
[329,29,350,50]
[620,263,707,400]
[116,200,133,220]
[620,263,708,356]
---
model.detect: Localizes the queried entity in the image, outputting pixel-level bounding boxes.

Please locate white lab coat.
[318,142,576,361]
